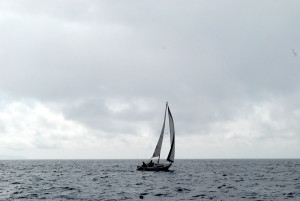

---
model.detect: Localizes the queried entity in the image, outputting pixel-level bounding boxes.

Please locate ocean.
[0,159,299,200]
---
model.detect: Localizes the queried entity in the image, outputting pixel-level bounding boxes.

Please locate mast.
[166,106,175,163]
[152,102,168,162]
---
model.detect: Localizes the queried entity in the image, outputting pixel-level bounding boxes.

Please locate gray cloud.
[1,0,300,158]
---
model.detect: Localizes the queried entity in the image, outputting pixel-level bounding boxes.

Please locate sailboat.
[137,102,175,171]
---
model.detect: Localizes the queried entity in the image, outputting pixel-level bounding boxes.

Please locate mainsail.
[167,107,175,162]
[152,103,168,158]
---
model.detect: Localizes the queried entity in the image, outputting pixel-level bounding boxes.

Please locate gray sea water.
[0,159,299,201]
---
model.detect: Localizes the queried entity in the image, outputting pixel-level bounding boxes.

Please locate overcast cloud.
[1,0,300,159]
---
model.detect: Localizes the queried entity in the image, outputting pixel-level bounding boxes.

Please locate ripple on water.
[0,159,299,200]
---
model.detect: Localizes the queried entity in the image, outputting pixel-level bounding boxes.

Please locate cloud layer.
[1,1,300,159]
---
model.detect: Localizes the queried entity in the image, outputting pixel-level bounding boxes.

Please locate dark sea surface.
[0,159,299,201]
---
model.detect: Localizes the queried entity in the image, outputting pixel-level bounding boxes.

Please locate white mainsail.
[167,107,175,162]
[152,103,168,158]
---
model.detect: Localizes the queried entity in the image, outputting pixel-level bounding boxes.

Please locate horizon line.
[1,158,299,160]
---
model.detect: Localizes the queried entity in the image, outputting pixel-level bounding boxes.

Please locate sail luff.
[152,103,168,158]
[167,107,175,162]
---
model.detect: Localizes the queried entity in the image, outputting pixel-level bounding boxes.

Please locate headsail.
[152,103,168,158]
[167,107,175,162]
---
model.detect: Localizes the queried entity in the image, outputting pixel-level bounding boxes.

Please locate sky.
[0,0,300,159]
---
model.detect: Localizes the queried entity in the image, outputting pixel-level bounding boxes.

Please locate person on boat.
[148,160,154,167]
[142,161,147,167]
